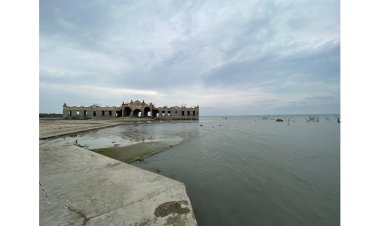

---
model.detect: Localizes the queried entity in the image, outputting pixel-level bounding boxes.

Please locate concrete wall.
[156,107,199,120]
[63,102,199,120]
[63,106,119,119]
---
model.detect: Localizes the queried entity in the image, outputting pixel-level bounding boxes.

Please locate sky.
[40,0,340,115]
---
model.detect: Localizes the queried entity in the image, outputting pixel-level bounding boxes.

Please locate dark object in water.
[200,124,204,127]
[156,168,161,174]
[276,119,284,122]
[338,117,340,123]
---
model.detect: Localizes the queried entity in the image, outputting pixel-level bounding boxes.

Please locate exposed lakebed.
[64,121,198,163]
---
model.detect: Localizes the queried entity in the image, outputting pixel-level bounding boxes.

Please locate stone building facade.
[63,100,199,120]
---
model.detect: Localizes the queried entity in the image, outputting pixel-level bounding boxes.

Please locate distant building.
[63,100,199,120]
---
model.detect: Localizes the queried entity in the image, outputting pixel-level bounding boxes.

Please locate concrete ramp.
[40,139,197,226]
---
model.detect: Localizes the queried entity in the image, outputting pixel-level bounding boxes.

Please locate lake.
[67,115,340,226]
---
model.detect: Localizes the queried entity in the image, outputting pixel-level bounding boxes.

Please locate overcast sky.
[40,0,339,115]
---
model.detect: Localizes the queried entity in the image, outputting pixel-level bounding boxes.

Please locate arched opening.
[109,111,112,116]
[143,107,151,117]
[93,111,97,116]
[193,111,196,116]
[101,110,105,116]
[168,111,171,116]
[124,107,131,117]
[116,110,122,117]
[162,111,165,117]
[69,110,72,116]
[187,111,190,116]
[76,110,80,115]
[152,109,159,118]
[182,111,185,116]
[133,109,142,117]
[84,110,87,116]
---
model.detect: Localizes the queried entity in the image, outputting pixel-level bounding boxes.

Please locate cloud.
[40,0,340,115]
[203,40,339,87]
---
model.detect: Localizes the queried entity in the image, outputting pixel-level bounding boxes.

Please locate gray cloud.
[203,40,339,87]
[40,0,340,115]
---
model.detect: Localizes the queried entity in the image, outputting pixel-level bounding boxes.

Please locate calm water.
[71,115,340,225]
[132,115,340,226]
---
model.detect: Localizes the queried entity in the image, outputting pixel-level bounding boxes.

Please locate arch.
[143,107,151,117]
[101,110,105,116]
[93,111,97,116]
[152,109,159,118]
[133,109,142,117]
[109,111,112,116]
[116,110,122,117]
[124,107,131,117]
[69,110,72,116]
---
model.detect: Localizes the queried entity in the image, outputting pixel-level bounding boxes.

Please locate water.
[132,115,340,226]
[68,115,340,225]
[64,121,195,149]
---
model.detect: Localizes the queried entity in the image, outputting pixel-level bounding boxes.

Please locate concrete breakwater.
[39,121,198,225]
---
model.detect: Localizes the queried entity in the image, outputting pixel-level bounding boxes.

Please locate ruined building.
[63,100,199,120]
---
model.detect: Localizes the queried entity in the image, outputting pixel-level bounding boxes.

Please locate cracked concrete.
[40,139,197,226]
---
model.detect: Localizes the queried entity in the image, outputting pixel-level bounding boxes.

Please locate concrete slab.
[40,139,197,226]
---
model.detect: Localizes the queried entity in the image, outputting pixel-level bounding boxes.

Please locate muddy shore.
[40,118,190,163]
[92,141,173,163]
